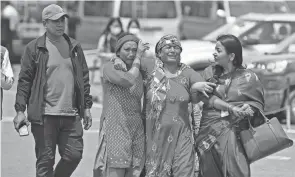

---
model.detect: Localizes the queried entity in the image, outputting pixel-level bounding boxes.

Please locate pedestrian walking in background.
[1,1,19,39]
[1,1,19,60]
[127,18,141,38]
[96,17,124,104]
[1,45,14,119]
[13,4,93,177]
[93,33,149,177]
[97,17,124,54]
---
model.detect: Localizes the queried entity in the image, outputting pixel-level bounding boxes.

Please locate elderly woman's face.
[118,41,138,65]
[213,41,232,67]
[158,44,181,64]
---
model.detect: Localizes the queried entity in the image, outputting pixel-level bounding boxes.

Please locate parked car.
[247,53,295,123]
[179,0,290,40]
[180,13,295,123]
[181,13,295,69]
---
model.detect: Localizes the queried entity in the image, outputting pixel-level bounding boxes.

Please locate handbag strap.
[246,109,269,130]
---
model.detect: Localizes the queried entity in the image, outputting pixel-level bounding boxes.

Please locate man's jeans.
[31,115,84,177]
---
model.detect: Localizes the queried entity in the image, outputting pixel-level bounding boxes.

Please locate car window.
[228,20,257,37]
[229,1,289,17]
[203,20,257,41]
[84,1,113,17]
[120,1,176,18]
[181,1,212,18]
[243,22,293,44]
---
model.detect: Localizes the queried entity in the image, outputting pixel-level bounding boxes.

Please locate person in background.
[13,4,92,177]
[127,18,141,38]
[96,17,124,104]
[1,45,14,119]
[1,1,19,39]
[1,1,18,60]
[97,17,124,55]
[67,7,81,39]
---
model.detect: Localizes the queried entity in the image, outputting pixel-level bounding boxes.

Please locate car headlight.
[257,63,266,70]
[266,60,288,73]
[247,63,255,69]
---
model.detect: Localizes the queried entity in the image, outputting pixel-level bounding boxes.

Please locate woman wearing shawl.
[195,34,265,177]
[93,33,149,177]
[112,34,250,177]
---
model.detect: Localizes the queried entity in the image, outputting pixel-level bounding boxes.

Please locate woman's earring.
[178,57,182,66]
[230,53,235,62]
[156,53,160,59]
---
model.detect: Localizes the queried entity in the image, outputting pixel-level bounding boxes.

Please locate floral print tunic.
[140,58,204,177]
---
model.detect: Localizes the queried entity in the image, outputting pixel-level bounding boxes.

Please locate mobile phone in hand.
[19,124,29,136]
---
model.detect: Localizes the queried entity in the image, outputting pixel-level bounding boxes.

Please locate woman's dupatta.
[146,59,189,137]
[195,65,265,153]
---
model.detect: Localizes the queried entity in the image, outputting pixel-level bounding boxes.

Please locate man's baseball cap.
[42,4,69,21]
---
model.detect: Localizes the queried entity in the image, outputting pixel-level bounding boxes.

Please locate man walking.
[13,4,93,177]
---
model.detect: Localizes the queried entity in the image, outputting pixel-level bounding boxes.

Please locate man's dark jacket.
[15,33,93,124]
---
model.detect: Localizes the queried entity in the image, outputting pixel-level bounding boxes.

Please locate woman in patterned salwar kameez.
[113,34,249,177]
[93,33,150,177]
[195,34,265,177]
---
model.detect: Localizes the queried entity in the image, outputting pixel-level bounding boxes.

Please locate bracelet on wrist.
[110,56,116,62]
[132,62,140,69]
[227,104,234,112]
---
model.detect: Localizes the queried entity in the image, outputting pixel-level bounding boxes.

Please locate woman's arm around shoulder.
[103,60,140,88]
[185,67,216,100]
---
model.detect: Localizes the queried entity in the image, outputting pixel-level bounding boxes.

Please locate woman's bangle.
[110,56,116,62]
[132,62,140,69]
[227,104,234,112]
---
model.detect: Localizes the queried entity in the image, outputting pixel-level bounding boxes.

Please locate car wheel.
[284,90,295,124]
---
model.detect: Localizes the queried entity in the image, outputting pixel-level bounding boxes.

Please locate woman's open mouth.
[168,55,177,59]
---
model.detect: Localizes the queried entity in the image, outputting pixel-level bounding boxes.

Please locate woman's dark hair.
[155,40,160,55]
[216,34,244,68]
[127,18,141,30]
[102,17,124,35]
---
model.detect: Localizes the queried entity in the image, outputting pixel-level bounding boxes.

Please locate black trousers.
[31,115,84,177]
